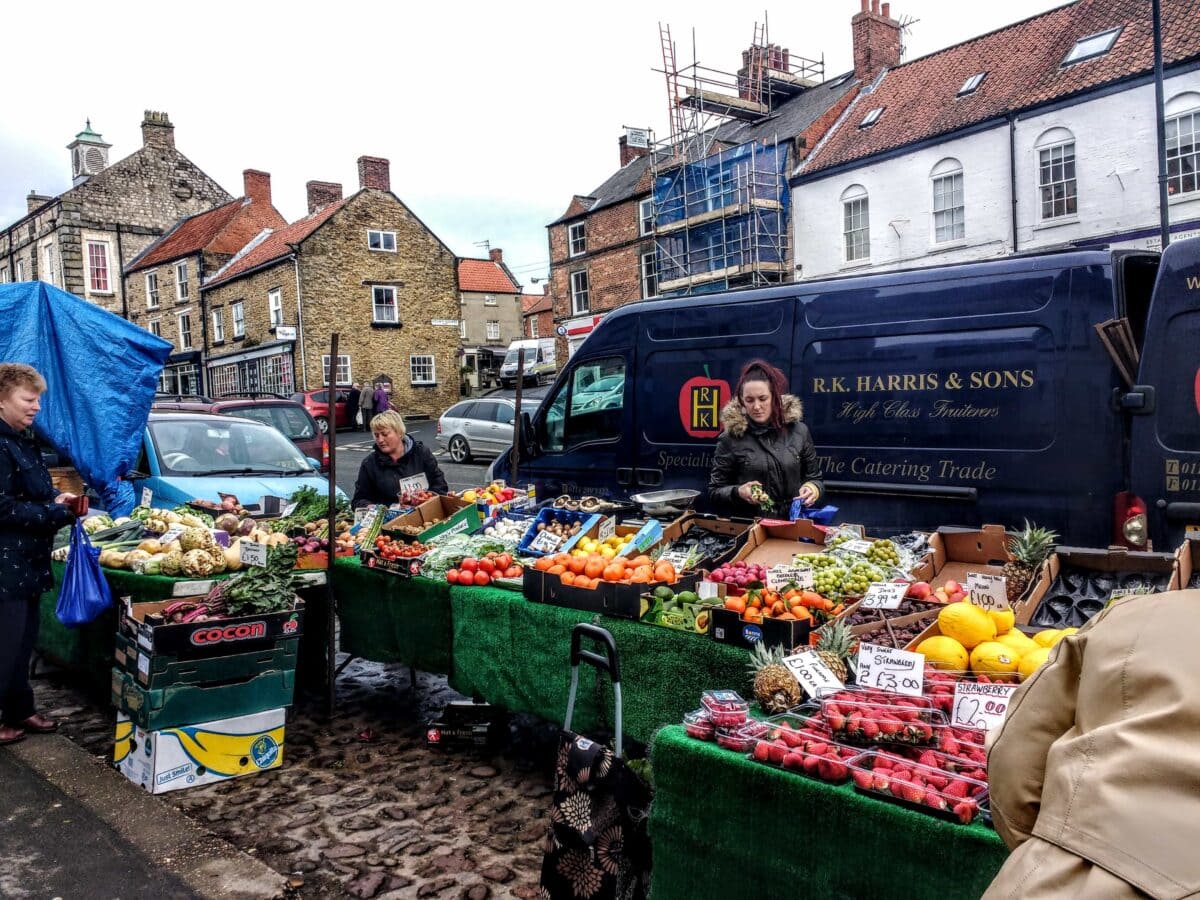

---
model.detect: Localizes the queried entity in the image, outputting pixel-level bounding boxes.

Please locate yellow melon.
[916,636,970,671]
[1031,629,1062,648]
[1018,647,1052,679]
[987,607,1016,633]
[969,641,1021,675]
[938,602,996,650]
[995,630,1039,654]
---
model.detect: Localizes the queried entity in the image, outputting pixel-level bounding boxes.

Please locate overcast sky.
[1,0,1065,288]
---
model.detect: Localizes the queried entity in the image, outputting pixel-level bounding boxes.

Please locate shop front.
[157,351,203,397]
[206,340,297,398]
[561,313,606,358]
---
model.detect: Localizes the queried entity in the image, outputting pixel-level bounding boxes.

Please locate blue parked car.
[134,411,344,509]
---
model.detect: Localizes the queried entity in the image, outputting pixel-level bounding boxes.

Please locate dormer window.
[860,107,884,128]
[1063,27,1122,66]
[958,72,987,96]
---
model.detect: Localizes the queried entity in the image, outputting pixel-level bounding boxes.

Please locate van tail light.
[1114,491,1148,548]
[322,436,330,468]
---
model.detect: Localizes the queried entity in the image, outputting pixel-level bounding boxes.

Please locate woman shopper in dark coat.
[351,410,449,508]
[0,364,83,744]
[708,359,823,519]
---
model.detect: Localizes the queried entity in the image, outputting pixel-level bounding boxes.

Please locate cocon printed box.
[114,708,285,794]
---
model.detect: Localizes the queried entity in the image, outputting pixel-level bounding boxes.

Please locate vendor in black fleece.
[352,410,448,507]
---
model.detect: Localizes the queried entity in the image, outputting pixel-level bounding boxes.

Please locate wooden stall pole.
[325,332,339,718]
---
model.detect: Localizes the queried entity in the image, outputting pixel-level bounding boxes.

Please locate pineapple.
[747,641,802,714]
[809,619,856,683]
[1003,521,1058,603]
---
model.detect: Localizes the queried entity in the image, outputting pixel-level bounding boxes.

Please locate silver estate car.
[436,398,517,463]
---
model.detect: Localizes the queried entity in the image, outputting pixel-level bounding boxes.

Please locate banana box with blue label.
[114,708,285,794]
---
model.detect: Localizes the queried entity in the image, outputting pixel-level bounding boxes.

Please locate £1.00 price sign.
[951,681,1017,732]
[966,572,1010,610]
[856,643,925,698]
[782,651,844,698]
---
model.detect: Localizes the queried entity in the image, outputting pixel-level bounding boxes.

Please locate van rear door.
[1130,237,1200,549]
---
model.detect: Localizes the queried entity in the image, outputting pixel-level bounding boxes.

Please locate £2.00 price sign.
[951,681,1017,732]
[856,642,925,697]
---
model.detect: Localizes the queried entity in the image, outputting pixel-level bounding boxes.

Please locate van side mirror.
[518,412,537,457]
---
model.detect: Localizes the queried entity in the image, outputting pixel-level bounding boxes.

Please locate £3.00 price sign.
[951,681,1017,732]
[856,642,925,697]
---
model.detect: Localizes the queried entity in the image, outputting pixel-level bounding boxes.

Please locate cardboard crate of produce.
[657,513,754,569]
[709,606,811,650]
[522,567,699,619]
[382,495,481,544]
[912,525,1014,591]
[115,631,299,691]
[1015,545,1179,626]
[358,547,425,577]
[1176,538,1200,590]
[120,597,304,661]
[730,519,845,567]
[114,708,285,794]
[112,666,295,732]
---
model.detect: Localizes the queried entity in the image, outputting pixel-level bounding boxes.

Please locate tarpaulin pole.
[325,332,339,718]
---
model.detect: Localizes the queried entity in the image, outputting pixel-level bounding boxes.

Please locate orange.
[628,555,653,569]
[743,608,763,624]
[548,564,567,575]
[535,557,554,572]
[567,556,587,575]
[602,564,624,582]
[653,562,677,583]
[552,553,572,568]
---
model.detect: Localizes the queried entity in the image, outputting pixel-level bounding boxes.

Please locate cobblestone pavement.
[33,658,560,899]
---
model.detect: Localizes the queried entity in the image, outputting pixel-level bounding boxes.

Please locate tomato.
[446,569,460,584]
[504,565,522,578]
[495,553,513,571]
[478,558,496,575]
[473,570,490,586]
[460,558,478,573]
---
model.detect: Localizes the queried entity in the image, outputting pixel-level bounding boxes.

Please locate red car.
[291,389,355,434]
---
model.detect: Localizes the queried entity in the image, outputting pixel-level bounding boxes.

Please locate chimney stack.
[618,134,649,167]
[26,191,53,214]
[141,110,175,150]
[306,180,343,214]
[357,155,391,192]
[852,0,902,83]
[243,169,272,206]
[738,42,791,101]
[489,248,503,263]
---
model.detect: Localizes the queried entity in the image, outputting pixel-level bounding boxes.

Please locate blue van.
[492,237,1200,550]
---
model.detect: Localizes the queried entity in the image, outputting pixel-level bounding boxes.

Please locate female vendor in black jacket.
[352,410,449,507]
[708,359,823,518]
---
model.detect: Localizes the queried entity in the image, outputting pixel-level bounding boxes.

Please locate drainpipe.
[1152,0,1171,249]
[292,252,308,391]
[1008,114,1019,254]
[115,224,128,319]
[198,254,211,396]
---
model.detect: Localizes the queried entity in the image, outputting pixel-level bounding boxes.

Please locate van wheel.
[448,435,471,463]
[315,416,329,435]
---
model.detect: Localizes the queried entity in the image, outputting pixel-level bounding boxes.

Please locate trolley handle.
[570,623,621,684]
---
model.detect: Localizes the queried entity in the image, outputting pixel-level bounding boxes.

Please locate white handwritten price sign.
[966,572,1010,610]
[860,582,907,610]
[158,525,186,546]
[658,549,692,570]
[141,487,153,508]
[528,530,564,554]
[398,473,430,498]
[856,642,926,698]
[839,539,874,556]
[951,681,1017,732]
[597,516,616,542]
[767,565,815,592]
[783,651,844,698]
[281,501,299,517]
[239,541,269,568]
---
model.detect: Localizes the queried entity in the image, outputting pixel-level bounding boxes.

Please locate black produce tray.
[1030,565,1172,628]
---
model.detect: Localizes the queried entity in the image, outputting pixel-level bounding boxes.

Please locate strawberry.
[924,790,949,811]
[910,723,934,741]
[872,771,891,792]
[782,752,804,771]
[896,781,925,803]
[802,753,822,775]
[767,741,788,765]
[943,779,969,799]
[861,718,881,740]
[976,674,992,684]
[818,759,848,782]
[917,751,941,769]
[953,800,978,824]
[752,741,771,761]
[941,736,961,756]
[926,773,950,790]
[892,706,919,722]
[892,768,913,784]
[824,701,844,719]
[873,756,895,770]
[779,728,804,749]
[805,741,829,756]
[877,717,904,736]
[853,769,874,789]
[826,711,847,731]
[846,712,863,735]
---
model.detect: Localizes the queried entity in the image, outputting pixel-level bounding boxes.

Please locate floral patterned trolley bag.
[540,624,652,900]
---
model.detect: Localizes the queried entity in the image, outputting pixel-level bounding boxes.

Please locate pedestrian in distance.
[358,380,375,432]
[351,410,448,508]
[346,382,362,431]
[984,589,1200,899]
[708,358,823,519]
[0,363,86,745]
[373,382,390,419]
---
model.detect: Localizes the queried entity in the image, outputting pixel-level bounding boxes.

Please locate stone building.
[521,287,553,340]
[201,157,460,418]
[0,111,231,313]
[123,170,287,394]
[457,248,522,390]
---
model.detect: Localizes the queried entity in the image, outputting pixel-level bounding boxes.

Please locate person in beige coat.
[985,589,1200,900]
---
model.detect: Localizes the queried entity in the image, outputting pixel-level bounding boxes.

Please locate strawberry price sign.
[856,643,925,697]
[951,681,1017,732]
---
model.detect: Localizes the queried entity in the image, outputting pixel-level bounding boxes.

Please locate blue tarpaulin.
[0,281,172,515]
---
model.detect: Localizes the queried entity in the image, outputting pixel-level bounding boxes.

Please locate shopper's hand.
[796,483,819,507]
[737,481,763,503]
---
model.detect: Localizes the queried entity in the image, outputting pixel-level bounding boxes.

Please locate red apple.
[908,581,932,600]
[943,579,961,595]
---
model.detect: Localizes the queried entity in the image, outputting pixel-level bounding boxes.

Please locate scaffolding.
[650,18,823,295]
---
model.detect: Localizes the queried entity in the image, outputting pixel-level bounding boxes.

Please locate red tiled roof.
[458,258,520,294]
[803,0,1200,176]
[127,200,243,273]
[522,293,552,315]
[204,200,347,288]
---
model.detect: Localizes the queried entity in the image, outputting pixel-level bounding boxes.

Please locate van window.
[1116,254,1159,349]
[541,356,625,451]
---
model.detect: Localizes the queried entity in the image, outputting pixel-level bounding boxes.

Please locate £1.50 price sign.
[951,681,1017,732]
[856,642,925,697]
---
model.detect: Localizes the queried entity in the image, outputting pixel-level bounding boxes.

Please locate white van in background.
[499,338,557,388]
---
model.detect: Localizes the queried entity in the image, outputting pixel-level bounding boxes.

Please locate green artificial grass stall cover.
[449,587,749,746]
[334,562,453,673]
[649,725,1008,899]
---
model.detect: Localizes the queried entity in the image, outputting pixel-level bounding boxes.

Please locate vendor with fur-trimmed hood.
[707,359,823,518]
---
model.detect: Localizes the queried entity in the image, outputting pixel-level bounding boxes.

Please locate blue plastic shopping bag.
[789,501,839,524]
[56,519,113,628]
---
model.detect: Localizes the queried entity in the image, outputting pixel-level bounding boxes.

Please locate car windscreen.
[223,405,316,440]
[148,419,314,475]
